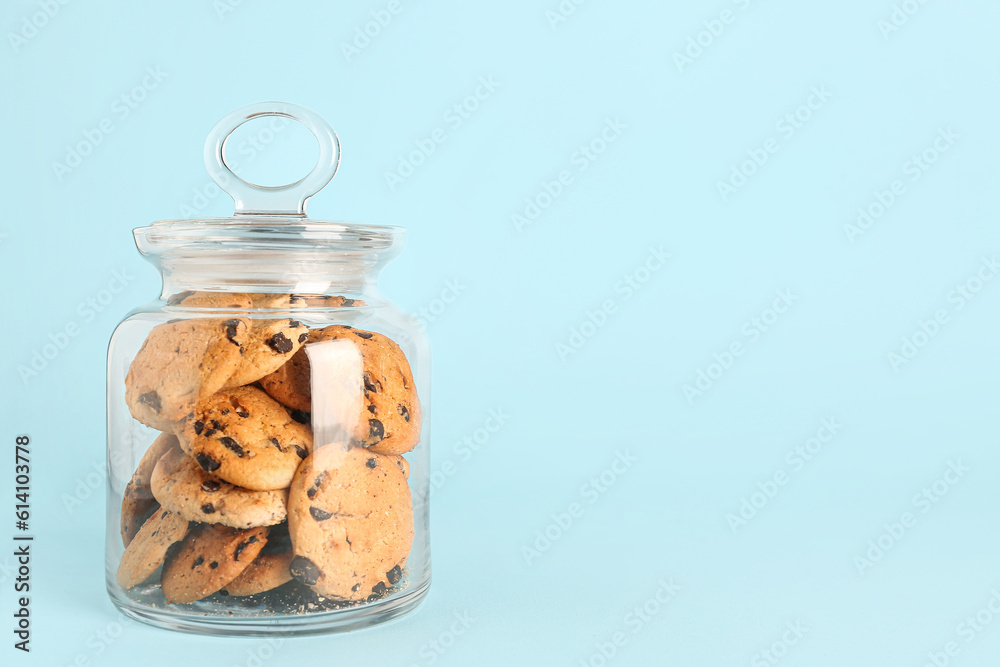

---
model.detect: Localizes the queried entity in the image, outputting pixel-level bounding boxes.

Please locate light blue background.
[2,1,1000,665]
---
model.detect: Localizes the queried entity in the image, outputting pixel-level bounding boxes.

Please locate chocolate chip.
[367,404,377,415]
[310,506,333,521]
[368,581,388,601]
[267,332,294,354]
[289,320,302,328]
[298,332,308,343]
[167,290,195,305]
[397,405,410,422]
[234,536,258,561]
[386,565,402,584]
[363,372,382,394]
[269,437,283,452]
[223,319,243,345]
[203,428,218,437]
[366,458,377,469]
[368,419,384,443]
[138,391,161,413]
[219,437,244,457]
[354,331,373,339]
[192,556,204,568]
[294,445,308,459]
[201,503,215,514]
[290,410,310,424]
[193,420,205,435]
[237,410,250,418]
[289,556,321,585]
[212,420,224,431]
[221,408,230,415]
[307,472,328,499]
[201,480,221,492]
[341,325,353,330]
[342,298,356,307]
[210,561,219,569]
[351,583,361,592]
[196,453,221,472]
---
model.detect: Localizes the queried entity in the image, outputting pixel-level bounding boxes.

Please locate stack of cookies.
[115,295,421,607]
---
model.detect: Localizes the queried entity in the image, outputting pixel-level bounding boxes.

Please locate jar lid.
[134,102,402,255]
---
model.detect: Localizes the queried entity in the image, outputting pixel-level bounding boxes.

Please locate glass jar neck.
[155,250,382,299]
[133,219,404,301]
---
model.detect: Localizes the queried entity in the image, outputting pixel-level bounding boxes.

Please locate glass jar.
[105,102,430,636]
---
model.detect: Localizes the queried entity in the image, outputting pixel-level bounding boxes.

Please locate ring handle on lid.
[203,101,341,216]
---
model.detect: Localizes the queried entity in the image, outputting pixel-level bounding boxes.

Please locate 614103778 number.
[15,435,30,531]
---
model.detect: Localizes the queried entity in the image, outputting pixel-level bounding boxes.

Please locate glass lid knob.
[203,101,341,217]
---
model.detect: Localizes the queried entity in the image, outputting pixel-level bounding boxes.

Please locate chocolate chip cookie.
[287,445,413,601]
[260,325,421,455]
[222,524,294,596]
[257,341,312,413]
[291,294,364,308]
[185,386,312,491]
[151,448,288,529]
[160,524,269,603]
[120,432,180,546]
[125,318,250,431]
[393,455,410,480]
[246,294,364,309]
[115,509,191,589]
[222,318,309,388]
[166,291,253,309]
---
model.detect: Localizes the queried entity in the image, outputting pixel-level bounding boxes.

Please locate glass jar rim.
[135,218,404,255]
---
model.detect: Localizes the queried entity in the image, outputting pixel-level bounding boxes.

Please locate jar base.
[108,577,430,637]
